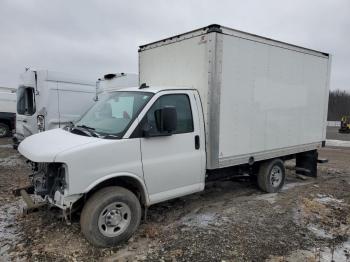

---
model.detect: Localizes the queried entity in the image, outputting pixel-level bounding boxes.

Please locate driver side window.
[135,94,194,137]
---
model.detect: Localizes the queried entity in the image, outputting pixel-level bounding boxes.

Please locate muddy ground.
[1,137,350,262]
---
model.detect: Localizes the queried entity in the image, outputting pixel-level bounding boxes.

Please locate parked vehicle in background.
[0,87,16,137]
[18,25,331,247]
[97,73,138,92]
[13,69,138,148]
[339,115,350,133]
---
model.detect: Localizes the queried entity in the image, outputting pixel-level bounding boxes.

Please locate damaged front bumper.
[13,161,83,223]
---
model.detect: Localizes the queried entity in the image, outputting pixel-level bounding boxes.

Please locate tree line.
[328,89,350,121]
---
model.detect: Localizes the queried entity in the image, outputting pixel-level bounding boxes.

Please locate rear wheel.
[257,159,285,193]
[0,123,10,138]
[80,186,141,247]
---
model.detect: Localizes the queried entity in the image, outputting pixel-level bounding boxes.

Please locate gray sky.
[0,0,349,90]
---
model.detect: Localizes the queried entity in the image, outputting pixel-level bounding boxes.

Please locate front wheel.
[257,159,285,193]
[80,186,141,247]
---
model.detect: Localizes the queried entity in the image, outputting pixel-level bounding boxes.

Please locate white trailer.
[0,89,16,137]
[13,70,138,146]
[17,25,331,247]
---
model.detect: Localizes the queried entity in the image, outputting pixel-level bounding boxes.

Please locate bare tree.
[328,90,350,121]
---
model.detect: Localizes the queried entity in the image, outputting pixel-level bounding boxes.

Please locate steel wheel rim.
[98,202,131,237]
[270,166,282,187]
[0,127,6,137]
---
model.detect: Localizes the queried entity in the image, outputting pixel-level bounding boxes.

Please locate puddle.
[0,200,24,260]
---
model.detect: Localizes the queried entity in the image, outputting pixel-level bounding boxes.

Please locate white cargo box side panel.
[218,34,330,165]
[139,35,210,115]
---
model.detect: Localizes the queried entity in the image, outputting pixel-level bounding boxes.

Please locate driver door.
[137,91,205,204]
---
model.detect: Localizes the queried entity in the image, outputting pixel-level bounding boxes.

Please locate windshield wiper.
[77,124,95,130]
[74,125,99,137]
[103,134,119,139]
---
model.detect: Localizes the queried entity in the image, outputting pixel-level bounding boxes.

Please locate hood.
[18,128,101,162]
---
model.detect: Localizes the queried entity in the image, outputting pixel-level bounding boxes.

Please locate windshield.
[74,91,153,138]
[17,86,36,115]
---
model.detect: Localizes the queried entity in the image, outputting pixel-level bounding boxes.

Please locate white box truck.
[17,25,331,247]
[13,70,138,147]
[0,88,16,137]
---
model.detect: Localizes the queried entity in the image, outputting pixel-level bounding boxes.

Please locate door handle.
[195,135,200,150]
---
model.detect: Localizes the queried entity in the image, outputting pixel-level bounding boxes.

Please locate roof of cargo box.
[139,24,329,58]
[115,86,193,93]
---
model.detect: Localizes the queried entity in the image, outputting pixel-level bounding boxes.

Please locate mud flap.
[296,150,318,177]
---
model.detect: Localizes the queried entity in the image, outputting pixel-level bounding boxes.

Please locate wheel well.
[84,176,147,207]
[0,119,11,128]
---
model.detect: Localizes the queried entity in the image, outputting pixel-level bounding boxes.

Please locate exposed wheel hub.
[270,166,282,187]
[106,210,122,226]
[98,202,131,237]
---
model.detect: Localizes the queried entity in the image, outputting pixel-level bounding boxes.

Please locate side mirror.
[154,106,177,134]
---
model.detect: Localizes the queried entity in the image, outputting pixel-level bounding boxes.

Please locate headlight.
[37,115,45,132]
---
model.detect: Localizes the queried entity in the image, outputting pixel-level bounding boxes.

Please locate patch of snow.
[326,139,350,148]
[181,212,220,228]
[307,224,333,239]
[315,194,345,205]
[0,155,24,168]
[320,239,350,262]
[0,144,12,149]
[282,182,311,191]
[271,242,350,262]
[0,200,24,259]
[256,193,277,204]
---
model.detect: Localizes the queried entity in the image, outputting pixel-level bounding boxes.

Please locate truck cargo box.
[139,24,331,169]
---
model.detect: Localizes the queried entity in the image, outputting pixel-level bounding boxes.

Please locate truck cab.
[19,86,207,247]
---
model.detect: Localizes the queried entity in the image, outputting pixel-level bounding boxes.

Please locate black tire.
[257,159,285,193]
[0,123,10,138]
[80,186,141,247]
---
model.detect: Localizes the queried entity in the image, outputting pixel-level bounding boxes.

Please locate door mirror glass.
[154,106,177,134]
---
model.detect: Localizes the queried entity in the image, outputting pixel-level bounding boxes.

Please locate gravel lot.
[327,126,350,141]
[1,136,350,261]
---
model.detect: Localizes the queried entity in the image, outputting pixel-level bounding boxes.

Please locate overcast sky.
[0,0,349,90]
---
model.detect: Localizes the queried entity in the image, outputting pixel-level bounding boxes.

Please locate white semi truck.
[13,69,138,147]
[17,25,331,247]
[0,87,16,137]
